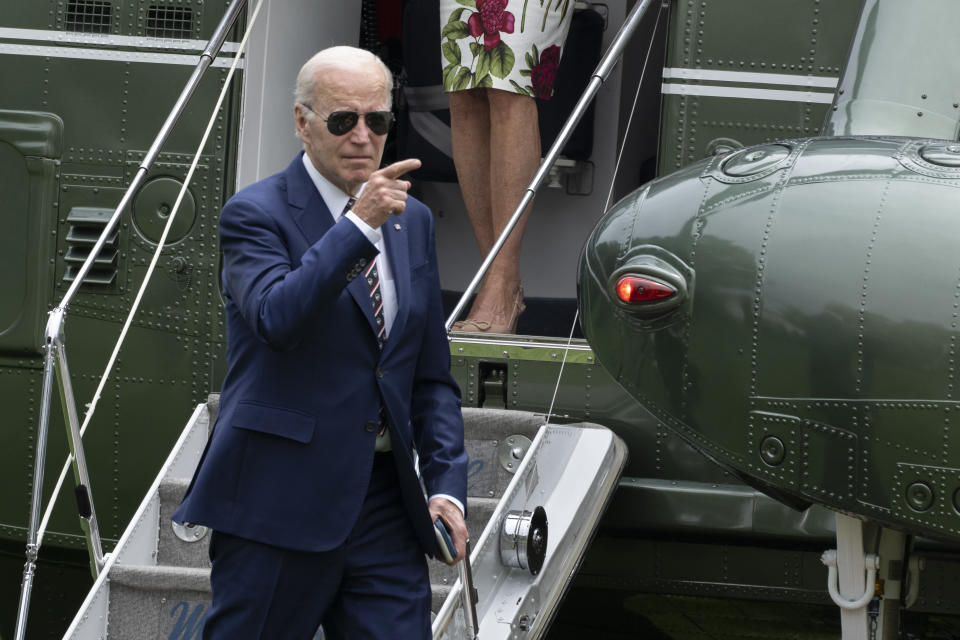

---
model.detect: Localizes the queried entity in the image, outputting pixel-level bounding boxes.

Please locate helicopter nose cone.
[578,136,960,540]
[578,164,701,415]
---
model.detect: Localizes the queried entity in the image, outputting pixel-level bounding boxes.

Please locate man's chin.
[338,167,374,187]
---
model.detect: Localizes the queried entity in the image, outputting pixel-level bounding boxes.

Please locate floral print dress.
[440,0,574,99]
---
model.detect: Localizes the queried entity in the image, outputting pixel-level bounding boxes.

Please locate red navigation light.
[615,275,676,303]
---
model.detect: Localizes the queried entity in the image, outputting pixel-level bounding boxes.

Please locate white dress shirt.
[301,154,464,517]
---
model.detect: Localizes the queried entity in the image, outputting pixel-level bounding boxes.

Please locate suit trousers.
[202,453,432,640]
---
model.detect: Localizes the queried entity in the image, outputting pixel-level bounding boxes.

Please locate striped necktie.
[365,259,386,350]
[344,198,389,438]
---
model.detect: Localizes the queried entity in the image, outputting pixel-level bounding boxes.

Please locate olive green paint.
[0,0,240,547]
[824,0,960,139]
[580,136,960,542]
[658,0,863,174]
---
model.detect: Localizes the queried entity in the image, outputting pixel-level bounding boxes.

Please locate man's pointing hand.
[350,158,422,229]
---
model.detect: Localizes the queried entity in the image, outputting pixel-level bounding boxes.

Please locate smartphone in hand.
[434,517,457,563]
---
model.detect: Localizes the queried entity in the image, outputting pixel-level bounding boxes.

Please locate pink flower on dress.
[468,0,515,50]
[530,44,561,99]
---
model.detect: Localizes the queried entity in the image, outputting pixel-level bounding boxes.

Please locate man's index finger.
[380,158,422,180]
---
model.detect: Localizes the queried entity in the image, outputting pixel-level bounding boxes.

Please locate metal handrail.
[458,540,480,639]
[444,0,663,331]
[14,2,247,638]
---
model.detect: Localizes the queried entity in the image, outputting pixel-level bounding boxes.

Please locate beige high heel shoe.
[450,284,525,334]
[487,284,525,334]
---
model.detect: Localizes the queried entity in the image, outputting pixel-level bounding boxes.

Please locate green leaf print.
[525,52,534,68]
[447,7,469,23]
[475,74,494,88]
[475,48,492,80]
[442,63,460,91]
[441,20,470,40]
[510,79,531,96]
[456,0,475,6]
[469,42,482,57]
[452,66,472,91]
[519,68,531,76]
[489,42,515,79]
[442,40,461,65]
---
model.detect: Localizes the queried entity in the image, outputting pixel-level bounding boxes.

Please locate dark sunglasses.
[301,104,394,136]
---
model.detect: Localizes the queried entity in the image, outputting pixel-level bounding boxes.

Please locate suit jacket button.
[376,368,384,379]
[365,420,377,432]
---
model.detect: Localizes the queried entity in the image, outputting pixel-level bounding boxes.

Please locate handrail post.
[445,0,662,331]
[14,1,248,637]
[458,540,480,639]
[55,333,105,575]
[14,311,59,640]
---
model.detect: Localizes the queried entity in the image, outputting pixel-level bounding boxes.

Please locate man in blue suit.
[174,46,468,639]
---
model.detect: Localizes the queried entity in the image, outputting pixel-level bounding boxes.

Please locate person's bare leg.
[449,89,496,325]
[478,89,540,332]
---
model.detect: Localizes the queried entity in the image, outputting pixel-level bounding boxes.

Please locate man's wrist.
[429,493,464,516]
[345,210,382,245]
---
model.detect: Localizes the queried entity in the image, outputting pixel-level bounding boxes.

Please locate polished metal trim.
[451,336,591,350]
[457,540,479,640]
[54,339,105,574]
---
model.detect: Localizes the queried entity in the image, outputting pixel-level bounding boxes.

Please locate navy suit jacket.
[174,154,467,555]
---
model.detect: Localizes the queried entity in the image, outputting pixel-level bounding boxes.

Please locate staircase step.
[110,564,211,591]
[157,479,211,569]
[431,583,452,613]
[144,402,537,623]
[461,408,544,499]
[107,565,211,639]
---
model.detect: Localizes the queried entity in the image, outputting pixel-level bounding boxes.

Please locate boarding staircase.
[62,396,625,639]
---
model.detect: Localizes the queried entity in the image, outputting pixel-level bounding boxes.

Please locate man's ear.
[293,105,308,139]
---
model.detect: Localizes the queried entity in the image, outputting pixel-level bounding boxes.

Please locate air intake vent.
[146,5,194,39]
[63,207,119,288]
[65,0,113,34]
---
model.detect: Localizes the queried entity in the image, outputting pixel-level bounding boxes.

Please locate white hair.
[294,46,393,110]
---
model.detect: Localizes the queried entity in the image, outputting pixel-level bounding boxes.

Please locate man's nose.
[349,117,372,143]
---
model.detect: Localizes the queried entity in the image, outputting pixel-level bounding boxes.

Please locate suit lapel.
[347,265,378,335]
[287,154,334,246]
[382,217,410,357]
[286,154,378,335]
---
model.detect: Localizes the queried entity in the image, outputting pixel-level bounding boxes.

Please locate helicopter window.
[145,5,194,40]
[65,0,113,34]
